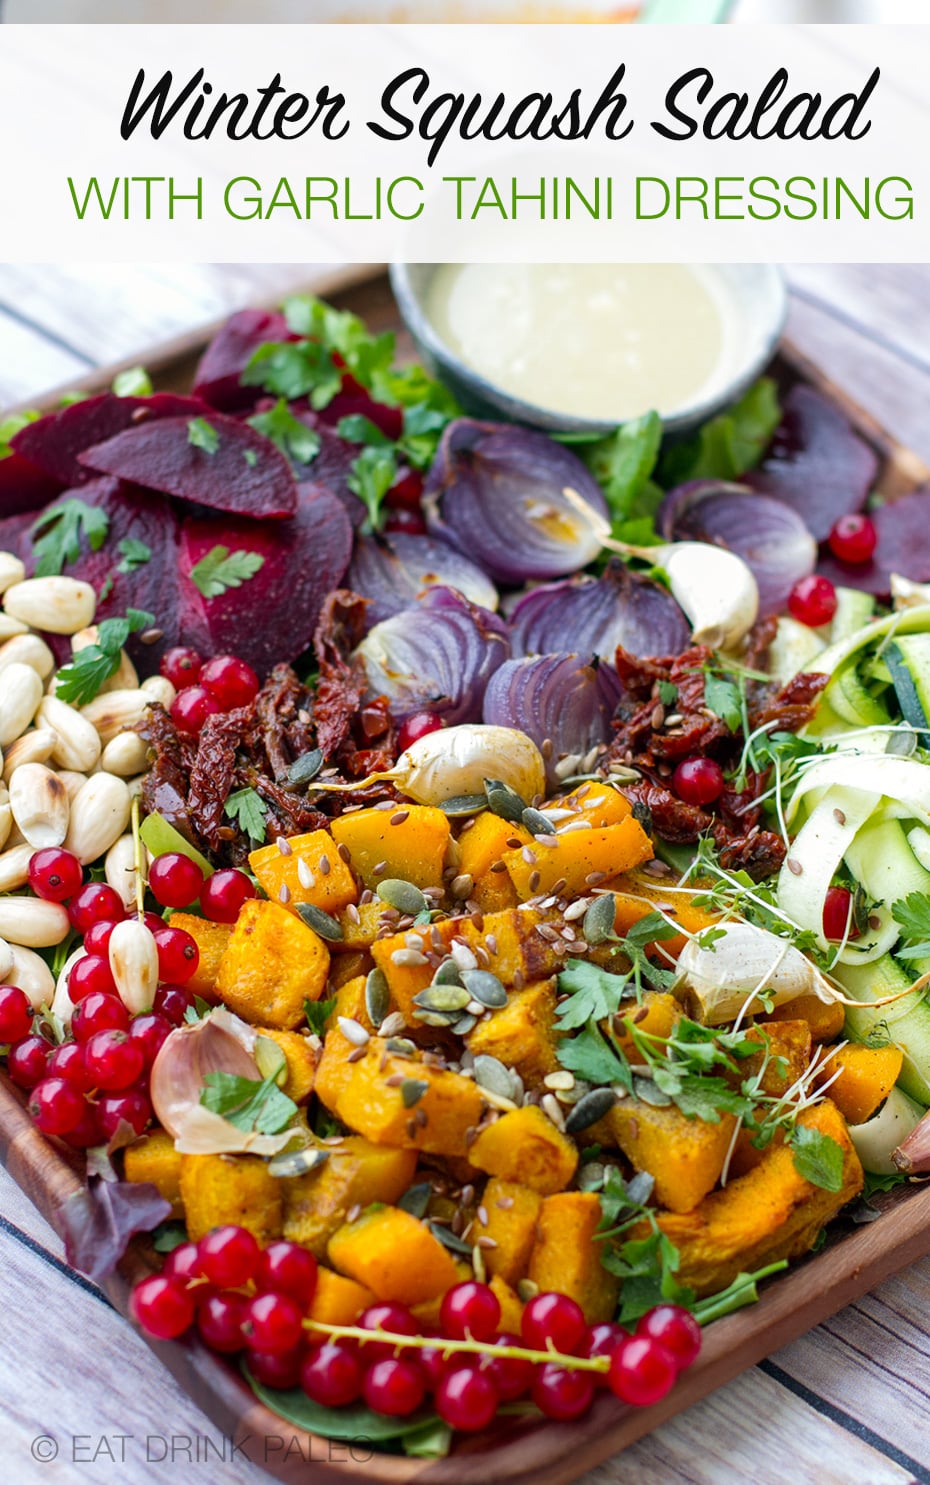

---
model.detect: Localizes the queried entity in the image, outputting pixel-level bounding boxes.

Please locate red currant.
[608,1334,678,1407]
[635,1305,702,1371]
[64,1102,102,1148]
[384,469,424,513]
[672,756,725,807]
[201,655,260,711]
[396,712,444,755]
[68,883,125,934]
[582,1322,626,1384]
[163,1241,204,1284]
[143,910,166,934]
[246,1347,304,1390]
[198,1225,261,1288]
[0,984,33,1044]
[197,1293,247,1354]
[152,983,195,1027]
[170,686,220,735]
[7,1035,50,1088]
[28,1076,85,1136]
[129,1013,172,1066]
[357,1303,418,1362]
[72,992,129,1043]
[363,1357,426,1417]
[788,574,838,628]
[439,1281,501,1342]
[83,1029,145,1091]
[383,508,427,537]
[485,1332,535,1401]
[417,1340,448,1390]
[256,1241,319,1306]
[532,1363,594,1421]
[83,920,118,958]
[521,1292,586,1355]
[148,853,205,910]
[436,1364,499,1431]
[823,885,860,942]
[97,1089,152,1140]
[27,847,82,903]
[244,1292,304,1354]
[828,513,877,565]
[68,954,117,1003]
[46,1041,92,1091]
[131,1274,195,1340]
[160,646,204,690]
[199,869,256,924]
[153,926,199,985]
[301,1342,364,1407]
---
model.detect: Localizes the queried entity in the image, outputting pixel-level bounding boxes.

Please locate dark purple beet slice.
[817,489,930,598]
[746,385,878,542]
[0,510,36,557]
[289,405,366,527]
[0,452,63,515]
[11,392,210,489]
[193,308,292,412]
[77,414,297,519]
[177,485,353,674]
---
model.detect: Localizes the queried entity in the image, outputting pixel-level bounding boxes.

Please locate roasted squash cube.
[610,871,720,958]
[471,1177,542,1285]
[741,1020,812,1098]
[282,1137,417,1256]
[123,1130,183,1218]
[333,901,385,952]
[814,1042,904,1125]
[469,1106,578,1194]
[179,1152,283,1244]
[256,1027,320,1103]
[249,829,357,918]
[330,805,450,892]
[329,950,373,990]
[489,1274,525,1333]
[370,918,460,1021]
[314,1025,359,1111]
[215,899,330,1028]
[658,1101,863,1296]
[328,974,376,1034]
[456,907,566,989]
[557,781,632,829]
[466,981,560,1087]
[528,1192,619,1323]
[599,1099,736,1214]
[308,1267,377,1327]
[503,817,652,901]
[327,1206,460,1305]
[457,812,529,912]
[769,992,846,1044]
[328,1037,485,1158]
[167,913,232,1002]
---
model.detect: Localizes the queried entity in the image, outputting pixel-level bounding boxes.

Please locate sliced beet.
[318,385,404,442]
[289,406,366,527]
[0,451,63,515]
[818,489,930,597]
[0,510,36,558]
[77,413,297,519]
[178,485,353,674]
[11,392,210,488]
[193,308,292,412]
[746,385,879,542]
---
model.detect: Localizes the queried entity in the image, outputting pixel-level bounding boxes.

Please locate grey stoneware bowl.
[389,261,788,439]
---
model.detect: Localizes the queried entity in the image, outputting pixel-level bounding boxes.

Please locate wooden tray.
[4,264,930,1485]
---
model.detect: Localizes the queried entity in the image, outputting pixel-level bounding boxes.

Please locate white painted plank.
[0,308,90,408]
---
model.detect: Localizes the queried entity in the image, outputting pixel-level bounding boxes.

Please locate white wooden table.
[3,260,930,1485]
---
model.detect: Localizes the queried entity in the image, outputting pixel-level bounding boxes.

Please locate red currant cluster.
[786,513,877,633]
[130,1226,701,1433]
[161,648,261,737]
[2,844,258,1146]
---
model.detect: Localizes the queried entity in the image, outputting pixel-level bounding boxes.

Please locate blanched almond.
[0,787,10,852]
[0,663,43,747]
[2,727,58,785]
[64,772,131,863]
[140,675,176,709]
[0,615,29,641]
[9,762,70,848]
[101,731,149,777]
[0,935,12,981]
[57,770,88,803]
[0,896,70,948]
[0,633,55,681]
[7,943,56,1009]
[3,575,96,634]
[0,843,35,892]
[81,688,151,745]
[38,695,102,772]
[109,917,159,1013]
[105,833,148,911]
[0,553,26,596]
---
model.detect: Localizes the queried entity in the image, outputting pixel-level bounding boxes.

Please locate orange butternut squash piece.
[815,1042,904,1125]
[166,913,231,1002]
[215,898,329,1028]
[465,980,560,1087]
[328,973,377,1033]
[613,993,680,1064]
[468,1106,578,1195]
[249,829,357,918]
[333,901,385,952]
[328,1207,460,1305]
[256,1027,320,1103]
[599,1099,736,1214]
[551,780,633,829]
[609,872,720,958]
[658,1101,863,1296]
[308,1268,377,1327]
[179,1153,283,1244]
[769,992,846,1044]
[470,1177,542,1285]
[329,950,373,990]
[314,1024,359,1111]
[741,1020,812,1098]
[528,1192,619,1324]
[489,1274,525,1333]
[282,1137,417,1255]
[327,1036,485,1159]
[457,812,528,913]
[123,1130,183,1218]
[455,907,567,989]
[503,817,653,901]
[371,918,460,1020]
[330,805,450,892]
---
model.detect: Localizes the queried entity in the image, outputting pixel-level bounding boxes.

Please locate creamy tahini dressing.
[426,263,738,422]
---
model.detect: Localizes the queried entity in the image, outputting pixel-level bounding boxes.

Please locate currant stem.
[130,795,145,922]
[303,1321,610,1373]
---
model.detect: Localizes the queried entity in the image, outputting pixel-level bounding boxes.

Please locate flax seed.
[490,859,507,873]
[278,884,291,903]
[786,858,803,876]
[506,836,524,849]
[476,1236,497,1250]
[276,836,292,856]
[529,870,541,892]
[470,911,484,931]
[374,860,388,875]
[512,969,525,990]
[347,1047,367,1063]
[485,933,498,955]
[496,1195,514,1211]
[337,843,351,864]
[319,854,331,876]
[585,870,607,886]
[391,810,410,826]
[477,1204,489,1226]
[406,1118,418,1138]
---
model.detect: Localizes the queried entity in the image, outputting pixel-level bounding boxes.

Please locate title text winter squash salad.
[5,293,930,1454]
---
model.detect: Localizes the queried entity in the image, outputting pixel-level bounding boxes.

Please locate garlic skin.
[890,576,930,611]
[661,542,760,651]
[674,920,838,1026]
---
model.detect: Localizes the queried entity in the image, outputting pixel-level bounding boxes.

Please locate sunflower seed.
[473,1054,517,1102]
[296,902,344,940]
[401,1077,430,1108]
[365,968,390,1027]
[565,1087,617,1134]
[544,1070,576,1091]
[439,793,488,818]
[286,748,324,786]
[461,969,508,1009]
[338,1017,370,1048]
[413,984,472,1013]
[297,858,316,890]
[484,777,528,823]
[541,1093,567,1131]
[633,1076,674,1107]
[583,893,618,945]
[268,1147,329,1178]
[391,947,428,967]
[377,878,429,915]
[450,942,478,973]
[379,1011,407,1037]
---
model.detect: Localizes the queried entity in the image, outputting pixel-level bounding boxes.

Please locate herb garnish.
[115,537,152,573]
[224,787,268,844]
[249,398,321,465]
[187,417,219,454]
[55,608,155,704]
[554,912,679,1030]
[200,1071,297,1135]
[347,445,399,534]
[190,544,265,599]
[112,366,153,397]
[304,997,336,1036]
[891,892,930,960]
[31,497,109,577]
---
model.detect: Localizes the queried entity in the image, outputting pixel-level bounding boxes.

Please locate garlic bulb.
[314,723,546,807]
[674,920,839,1026]
[661,542,760,651]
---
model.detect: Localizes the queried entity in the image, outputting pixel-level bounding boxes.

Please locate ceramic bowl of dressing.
[390,262,787,438]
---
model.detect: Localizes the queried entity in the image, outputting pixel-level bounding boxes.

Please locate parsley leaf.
[658,680,678,707]
[659,377,781,486]
[54,608,155,705]
[242,339,342,410]
[789,1125,845,1192]
[703,672,743,733]
[555,961,633,1029]
[892,892,930,960]
[282,294,395,394]
[248,398,321,466]
[225,787,268,844]
[187,417,219,454]
[31,497,109,578]
[190,545,265,599]
[304,997,336,1036]
[112,366,152,397]
[116,537,152,574]
[337,413,393,448]
[347,446,398,534]
[0,408,39,460]
[557,1020,633,1090]
[582,410,663,531]
[200,1071,297,1135]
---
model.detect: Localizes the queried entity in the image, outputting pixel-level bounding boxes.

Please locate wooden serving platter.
[4,264,930,1485]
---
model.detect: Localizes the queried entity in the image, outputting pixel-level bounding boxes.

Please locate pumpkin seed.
[433,958,464,988]
[254,1035,288,1084]
[460,969,508,1009]
[633,1075,673,1107]
[296,902,344,941]
[401,1077,430,1108]
[626,1170,657,1205]
[385,1036,417,1057]
[439,793,488,818]
[377,878,429,916]
[413,984,471,1014]
[398,1182,431,1217]
[365,968,390,1028]
[287,748,324,786]
[583,893,618,945]
[521,806,552,836]
[430,1222,473,1256]
[452,1012,478,1035]
[473,1054,517,1102]
[414,1009,459,1029]
[577,1161,607,1192]
[268,1147,330,1178]
[484,777,528,823]
[565,1087,617,1134]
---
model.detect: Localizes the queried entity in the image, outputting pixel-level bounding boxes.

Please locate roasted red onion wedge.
[483,653,622,786]
[348,531,498,627]
[509,560,690,660]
